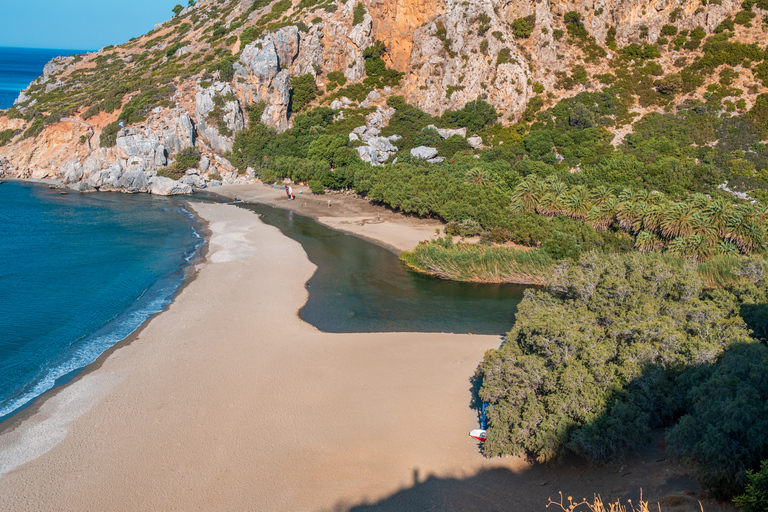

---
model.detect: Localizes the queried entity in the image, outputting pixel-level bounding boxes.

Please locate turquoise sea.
[0,47,86,109]
[0,182,203,421]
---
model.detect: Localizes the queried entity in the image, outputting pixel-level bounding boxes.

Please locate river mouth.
[239,202,526,335]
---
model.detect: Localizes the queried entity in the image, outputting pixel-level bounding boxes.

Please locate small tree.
[734,461,768,512]
[172,4,184,16]
[290,73,318,113]
[512,16,535,38]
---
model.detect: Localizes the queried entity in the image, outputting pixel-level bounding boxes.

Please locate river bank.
[205,182,444,253]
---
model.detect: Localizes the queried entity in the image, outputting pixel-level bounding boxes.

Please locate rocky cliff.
[0,0,763,193]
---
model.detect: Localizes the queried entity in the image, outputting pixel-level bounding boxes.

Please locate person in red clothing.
[285,185,291,199]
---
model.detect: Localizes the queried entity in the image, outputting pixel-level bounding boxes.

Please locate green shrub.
[496,48,512,66]
[172,4,183,16]
[173,147,200,171]
[542,230,581,260]
[309,178,325,194]
[477,253,757,466]
[512,16,535,38]
[326,70,347,86]
[352,2,366,25]
[443,100,498,133]
[290,73,318,112]
[100,121,121,148]
[660,24,678,36]
[734,460,768,512]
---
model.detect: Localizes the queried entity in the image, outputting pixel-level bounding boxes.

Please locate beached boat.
[469,429,486,442]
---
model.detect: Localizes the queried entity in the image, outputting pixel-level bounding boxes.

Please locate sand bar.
[0,203,722,511]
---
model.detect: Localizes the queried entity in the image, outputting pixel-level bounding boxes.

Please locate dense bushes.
[290,73,317,112]
[477,254,768,499]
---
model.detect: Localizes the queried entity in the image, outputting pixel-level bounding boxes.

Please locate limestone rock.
[426,124,467,139]
[272,26,300,68]
[59,160,83,184]
[411,146,439,160]
[149,176,193,196]
[427,157,445,164]
[467,136,484,149]
[194,83,244,153]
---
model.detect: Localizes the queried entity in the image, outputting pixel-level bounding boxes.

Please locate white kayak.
[469,429,487,442]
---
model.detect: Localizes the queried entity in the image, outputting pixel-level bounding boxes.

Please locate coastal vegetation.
[476,254,768,500]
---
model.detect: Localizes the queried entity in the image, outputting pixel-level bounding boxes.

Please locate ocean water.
[0,182,202,421]
[0,47,86,110]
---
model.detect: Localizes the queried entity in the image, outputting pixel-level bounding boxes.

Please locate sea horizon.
[0,47,90,110]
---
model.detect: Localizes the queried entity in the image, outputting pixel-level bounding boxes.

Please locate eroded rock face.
[367,0,445,71]
[235,26,301,131]
[194,83,245,153]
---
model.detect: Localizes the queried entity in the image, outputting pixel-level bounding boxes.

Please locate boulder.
[199,155,210,172]
[427,157,445,164]
[330,99,344,110]
[117,170,150,193]
[149,176,193,196]
[356,145,379,165]
[388,134,402,142]
[59,160,83,184]
[426,124,467,139]
[467,135,484,149]
[411,146,439,160]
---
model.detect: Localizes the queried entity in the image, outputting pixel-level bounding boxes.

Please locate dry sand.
[0,203,730,511]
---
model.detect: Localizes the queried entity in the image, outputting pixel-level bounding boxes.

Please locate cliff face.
[367,0,445,71]
[0,0,762,189]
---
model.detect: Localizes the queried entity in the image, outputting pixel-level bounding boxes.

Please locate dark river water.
[239,202,526,335]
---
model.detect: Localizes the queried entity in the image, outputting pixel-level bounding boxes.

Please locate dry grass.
[546,491,705,512]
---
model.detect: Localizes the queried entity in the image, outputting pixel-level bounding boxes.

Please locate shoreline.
[0,201,722,511]
[0,186,210,434]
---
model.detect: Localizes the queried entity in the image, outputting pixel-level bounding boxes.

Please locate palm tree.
[634,230,664,252]
[689,212,719,247]
[538,181,568,218]
[660,202,697,238]
[564,185,592,221]
[665,236,691,257]
[465,167,494,186]
[587,197,619,231]
[702,198,732,238]
[589,186,614,208]
[616,201,644,233]
[510,178,543,213]
[641,201,668,234]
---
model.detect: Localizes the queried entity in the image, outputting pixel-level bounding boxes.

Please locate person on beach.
[285,185,291,199]
[289,186,294,200]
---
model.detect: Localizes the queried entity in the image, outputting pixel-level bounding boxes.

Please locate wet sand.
[0,203,730,511]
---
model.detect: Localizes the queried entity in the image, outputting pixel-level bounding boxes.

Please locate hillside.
[0,0,766,195]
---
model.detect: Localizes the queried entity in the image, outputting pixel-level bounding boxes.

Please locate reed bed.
[400,241,555,285]
[401,241,758,289]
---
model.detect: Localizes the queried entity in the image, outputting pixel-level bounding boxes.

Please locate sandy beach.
[0,202,727,511]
